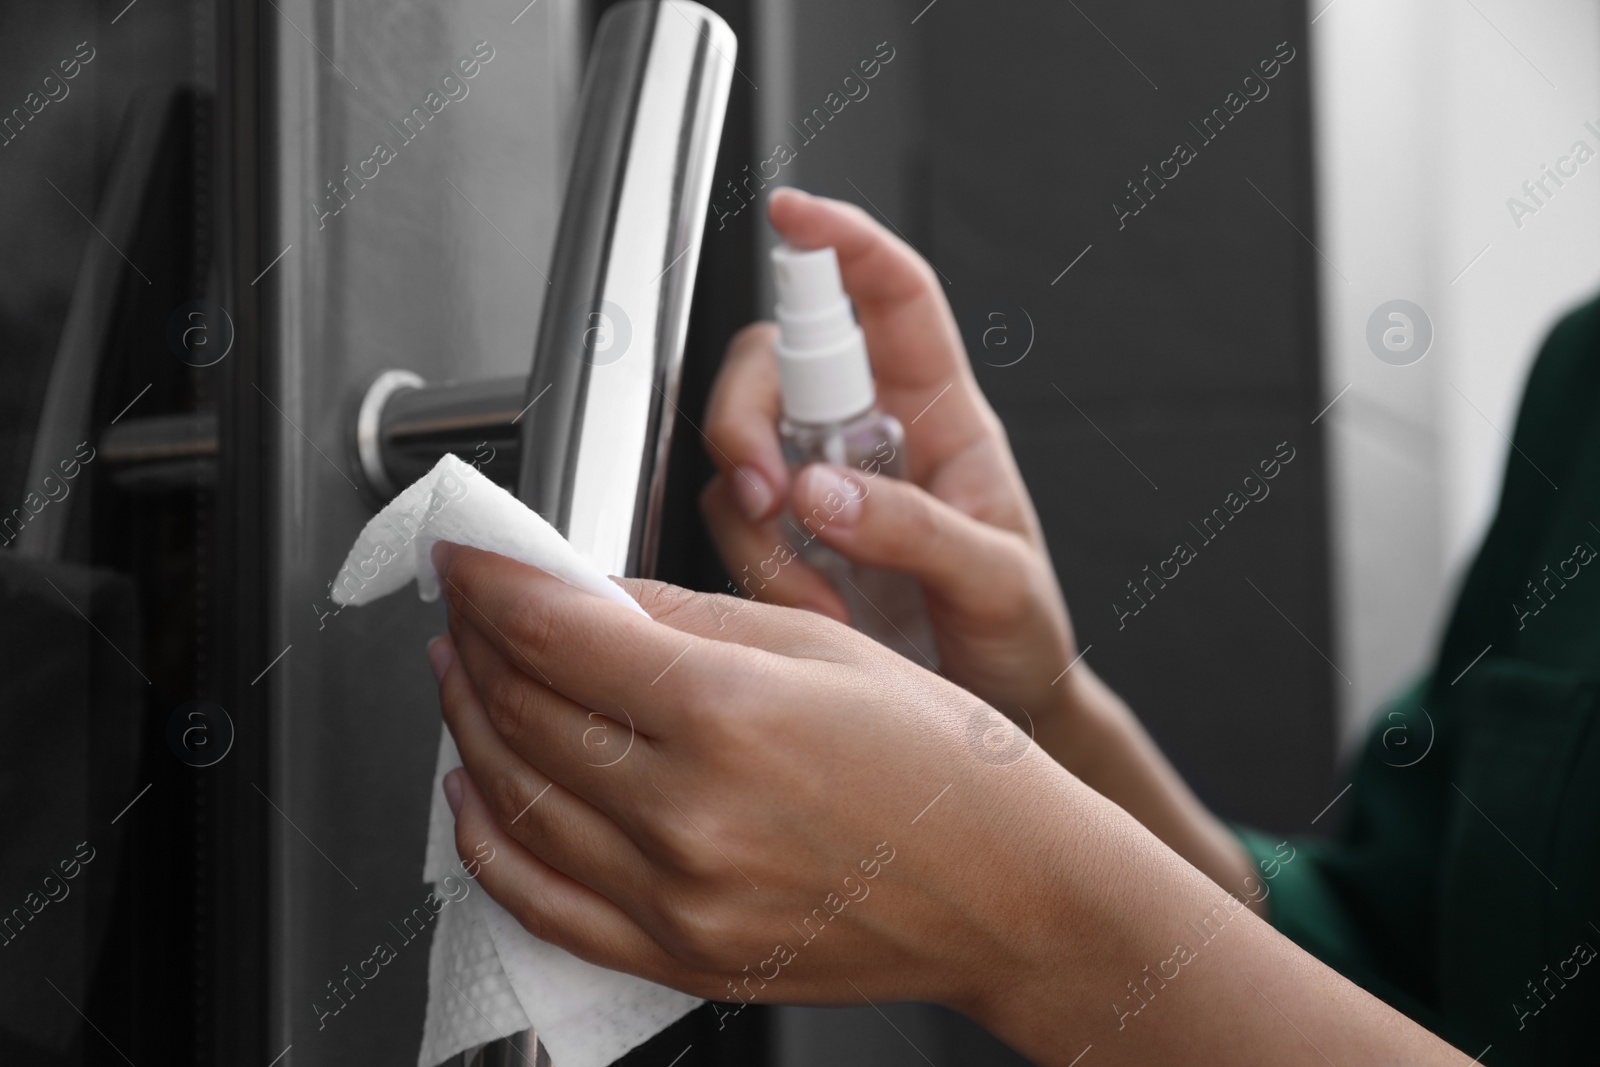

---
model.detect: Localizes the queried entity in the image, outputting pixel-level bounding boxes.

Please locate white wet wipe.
[331,455,701,1067]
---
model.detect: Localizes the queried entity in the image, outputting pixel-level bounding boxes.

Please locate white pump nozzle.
[772,243,875,424]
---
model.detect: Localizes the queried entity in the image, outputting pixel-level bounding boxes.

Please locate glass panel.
[0,4,225,1065]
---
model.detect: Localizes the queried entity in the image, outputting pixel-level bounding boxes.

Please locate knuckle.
[674,691,729,738]
[701,591,750,630]
[965,539,1035,625]
[504,597,558,666]
[903,488,945,555]
[649,814,700,868]
[711,679,769,740]
[653,898,734,969]
[480,669,536,746]
[504,883,557,946]
[992,541,1036,604]
[648,810,723,881]
[486,772,530,829]
[704,402,756,457]
[652,648,737,729]
[708,332,777,434]
[632,579,703,627]
[726,320,777,361]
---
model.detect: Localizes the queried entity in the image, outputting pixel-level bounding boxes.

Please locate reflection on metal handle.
[450,2,733,1063]
[461,1032,546,1067]
[517,0,735,579]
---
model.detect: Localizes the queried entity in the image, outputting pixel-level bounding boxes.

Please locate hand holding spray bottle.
[770,242,938,665]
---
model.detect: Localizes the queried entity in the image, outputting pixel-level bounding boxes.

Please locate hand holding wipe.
[330,454,699,1067]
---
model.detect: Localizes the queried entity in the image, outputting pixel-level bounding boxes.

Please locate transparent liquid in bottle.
[780,406,939,667]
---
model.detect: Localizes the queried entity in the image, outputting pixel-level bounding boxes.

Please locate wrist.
[943,765,1139,1063]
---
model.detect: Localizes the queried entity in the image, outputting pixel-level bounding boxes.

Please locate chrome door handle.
[351,0,734,579]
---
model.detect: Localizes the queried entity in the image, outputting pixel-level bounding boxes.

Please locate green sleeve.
[1233,676,1454,1037]
[1234,295,1600,1060]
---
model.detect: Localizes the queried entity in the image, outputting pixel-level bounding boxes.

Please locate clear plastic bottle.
[771,243,938,666]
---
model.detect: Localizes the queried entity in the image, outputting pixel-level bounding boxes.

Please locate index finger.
[435,544,768,738]
[703,321,788,520]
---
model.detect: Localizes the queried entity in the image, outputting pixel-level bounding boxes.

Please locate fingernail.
[443,770,463,816]
[428,635,454,681]
[732,466,774,521]
[801,465,863,526]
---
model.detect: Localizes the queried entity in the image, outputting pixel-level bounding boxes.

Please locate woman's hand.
[702,187,1079,731]
[430,542,1086,1018]
[429,544,1472,1067]
[701,189,1261,908]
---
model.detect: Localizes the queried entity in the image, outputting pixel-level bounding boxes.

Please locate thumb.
[791,464,1029,618]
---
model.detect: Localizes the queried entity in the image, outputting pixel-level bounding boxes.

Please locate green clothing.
[1236,296,1600,1065]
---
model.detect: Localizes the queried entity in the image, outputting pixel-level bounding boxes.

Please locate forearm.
[957,765,1471,1066]
[1032,664,1262,913]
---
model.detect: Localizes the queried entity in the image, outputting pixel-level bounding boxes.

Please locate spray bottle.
[771,242,938,665]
